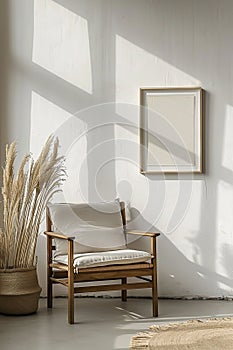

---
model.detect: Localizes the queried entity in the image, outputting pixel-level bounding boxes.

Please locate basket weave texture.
[0,267,41,315]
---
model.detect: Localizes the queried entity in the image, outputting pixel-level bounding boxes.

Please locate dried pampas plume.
[0,136,66,269]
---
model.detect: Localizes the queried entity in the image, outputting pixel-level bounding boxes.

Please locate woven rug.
[130,318,233,349]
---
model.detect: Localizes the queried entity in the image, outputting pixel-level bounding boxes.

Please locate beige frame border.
[140,87,204,174]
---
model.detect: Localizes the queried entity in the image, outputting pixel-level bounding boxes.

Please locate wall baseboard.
[39,295,233,301]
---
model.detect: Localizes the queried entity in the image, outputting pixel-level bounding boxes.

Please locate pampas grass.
[0,136,66,269]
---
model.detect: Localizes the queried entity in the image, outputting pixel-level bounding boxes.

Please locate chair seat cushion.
[54,249,151,270]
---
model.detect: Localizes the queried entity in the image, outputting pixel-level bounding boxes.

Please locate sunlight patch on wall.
[114,123,164,231]
[114,125,148,209]
[30,90,72,157]
[33,0,92,93]
[30,90,89,202]
[115,34,200,118]
[114,121,204,245]
[222,104,233,171]
[158,180,204,263]
[63,134,89,203]
[216,180,233,288]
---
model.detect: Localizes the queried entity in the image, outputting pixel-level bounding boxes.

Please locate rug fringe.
[129,317,233,349]
[130,331,155,349]
[149,317,233,332]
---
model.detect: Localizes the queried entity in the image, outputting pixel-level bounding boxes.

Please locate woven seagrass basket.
[0,267,41,315]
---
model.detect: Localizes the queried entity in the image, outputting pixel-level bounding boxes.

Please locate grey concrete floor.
[1,297,233,350]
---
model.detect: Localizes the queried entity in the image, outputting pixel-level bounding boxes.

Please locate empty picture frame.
[140,87,203,174]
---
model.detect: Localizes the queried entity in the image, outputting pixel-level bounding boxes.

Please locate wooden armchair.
[44,200,160,324]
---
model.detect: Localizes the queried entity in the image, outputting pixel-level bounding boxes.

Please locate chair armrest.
[44,231,75,241]
[126,230,159,260]
[126,230,160,238]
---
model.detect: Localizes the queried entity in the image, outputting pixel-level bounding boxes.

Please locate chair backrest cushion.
[47,200,126,255]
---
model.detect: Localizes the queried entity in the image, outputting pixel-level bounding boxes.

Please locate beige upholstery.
[54,249,151,270]
[48,200,126,254]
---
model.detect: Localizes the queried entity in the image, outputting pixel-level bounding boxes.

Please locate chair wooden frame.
[44,202,160,324]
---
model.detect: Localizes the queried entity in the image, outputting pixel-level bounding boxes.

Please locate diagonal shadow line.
[12,0,229,296]
[12,0,203,168]
[51,0,201,167]
[219,166,233,184]
[33,0,233,297]
[11,57,94,113]
[13,54,200,166]
[54,0,233,106]
[53,0,199,83]
[53,0,92,20]
[147,131,196,165]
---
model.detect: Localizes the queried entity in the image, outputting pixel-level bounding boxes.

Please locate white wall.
[1,0,233,298]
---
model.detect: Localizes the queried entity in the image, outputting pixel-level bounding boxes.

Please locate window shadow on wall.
[1,0,233,310]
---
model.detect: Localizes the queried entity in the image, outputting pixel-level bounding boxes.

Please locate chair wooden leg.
[68,283,74,324]
[151,238,158,317]
[47,235,53,308]
[47,277,53,309]
[121,278,127,301]
[152,263,158,317]
[68,240,74,324]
